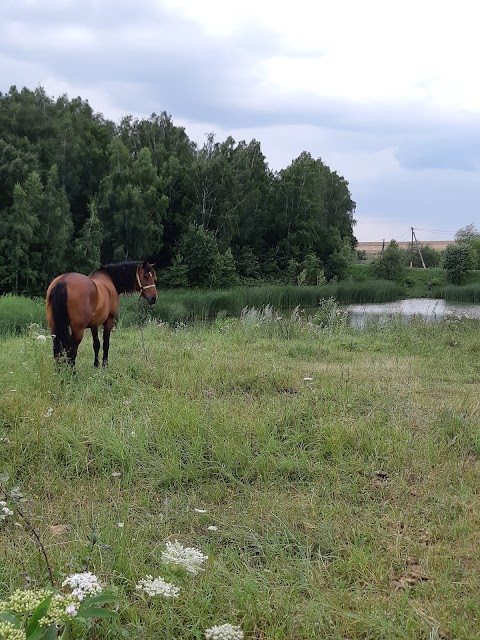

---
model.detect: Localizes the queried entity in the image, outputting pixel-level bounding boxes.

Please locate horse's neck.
[92,271,117,293]
[91,269,135,295]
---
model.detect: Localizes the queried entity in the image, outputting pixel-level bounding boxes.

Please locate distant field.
[358,240,453,255]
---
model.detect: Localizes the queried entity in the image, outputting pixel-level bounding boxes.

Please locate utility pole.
[410,227,414,268]
[413,229,427,269]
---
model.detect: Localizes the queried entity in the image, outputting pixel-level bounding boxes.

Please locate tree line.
[0,86,357,296]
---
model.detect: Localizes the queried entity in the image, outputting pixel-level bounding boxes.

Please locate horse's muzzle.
[147,295,157,305]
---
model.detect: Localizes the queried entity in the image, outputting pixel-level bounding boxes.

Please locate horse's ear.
[142,260,148,269]
[149,262,157,268]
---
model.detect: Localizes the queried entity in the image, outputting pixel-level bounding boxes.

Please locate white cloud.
[164,0,480,111]
[1,0,480,240]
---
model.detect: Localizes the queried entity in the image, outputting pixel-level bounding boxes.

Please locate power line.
[413,228,456,235]
[395,229,412,242]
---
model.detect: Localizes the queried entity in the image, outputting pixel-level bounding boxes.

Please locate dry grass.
[358,241,454,255]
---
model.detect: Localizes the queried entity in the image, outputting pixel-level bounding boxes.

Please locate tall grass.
[118,281,402,326]
[0,294,46,334]
[443,283,480,302]
[335,280,402,303]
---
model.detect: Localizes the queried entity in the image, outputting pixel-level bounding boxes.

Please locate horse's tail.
[49,280,71,358]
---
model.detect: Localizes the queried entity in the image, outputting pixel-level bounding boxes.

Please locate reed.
[443,283,480,303]
[335,280,402,303]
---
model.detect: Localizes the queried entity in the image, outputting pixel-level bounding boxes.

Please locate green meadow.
[1,313,480,639]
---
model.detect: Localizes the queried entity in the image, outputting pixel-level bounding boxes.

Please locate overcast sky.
[2,0,479,242]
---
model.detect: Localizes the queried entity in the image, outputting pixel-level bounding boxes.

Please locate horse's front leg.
[102,316,115,367]
[91,327,101,367]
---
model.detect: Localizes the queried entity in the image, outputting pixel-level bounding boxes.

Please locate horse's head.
[136,261,157,304]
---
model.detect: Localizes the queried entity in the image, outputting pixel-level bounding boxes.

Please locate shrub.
[443,244,472,284]
[370,240,405,281]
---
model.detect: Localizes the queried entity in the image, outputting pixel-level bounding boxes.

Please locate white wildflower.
[65,604,78,617]
[62,572,102,601]
[130,431,136,437]
[161,540,208,575]
[0,500,6,506]
[303,377,313,381]
[117,522,124,528]
[136,575,180,598]
[44,408,53,418]
[36,335,47,341]
[194,508,207,513]
[205,623,244,640]
[207,525,218,531]
[111,471,121,478]
[2,506,14,516]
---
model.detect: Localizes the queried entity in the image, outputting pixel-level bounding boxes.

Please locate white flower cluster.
[39,593,79,626]
[205,623,244,640]
[62,572,102,601]
[65,603,78,617]
[0,588,52,616]
[135,575,180,599]
[0,620,25,640]
[161,540,208,575]
[0,500,13,520]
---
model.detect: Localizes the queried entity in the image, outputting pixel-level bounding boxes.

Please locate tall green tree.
[176,223,221,287]
[71,198,103,274]
[0,179,39,293]
[30,165,73,292]
[269,153,356,280]
[0,140,39,211]
[270,152,328,267]
[99,142,167,261]
[118,112,196,267]
[192,135,272,254]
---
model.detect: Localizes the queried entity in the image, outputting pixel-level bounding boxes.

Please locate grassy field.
[1,315,480,639]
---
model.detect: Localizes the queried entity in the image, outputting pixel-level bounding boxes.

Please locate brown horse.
[46,261,157,367]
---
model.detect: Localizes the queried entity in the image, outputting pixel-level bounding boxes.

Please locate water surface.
[345,298,480,329]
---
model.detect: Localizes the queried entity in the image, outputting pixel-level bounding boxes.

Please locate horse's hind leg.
[91,327,101,368]
[68,328,85,367]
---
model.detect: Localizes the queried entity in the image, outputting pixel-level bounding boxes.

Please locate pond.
[345,298,480,329]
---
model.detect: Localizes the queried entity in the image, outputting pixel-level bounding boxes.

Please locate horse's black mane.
[92,261,139,294]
